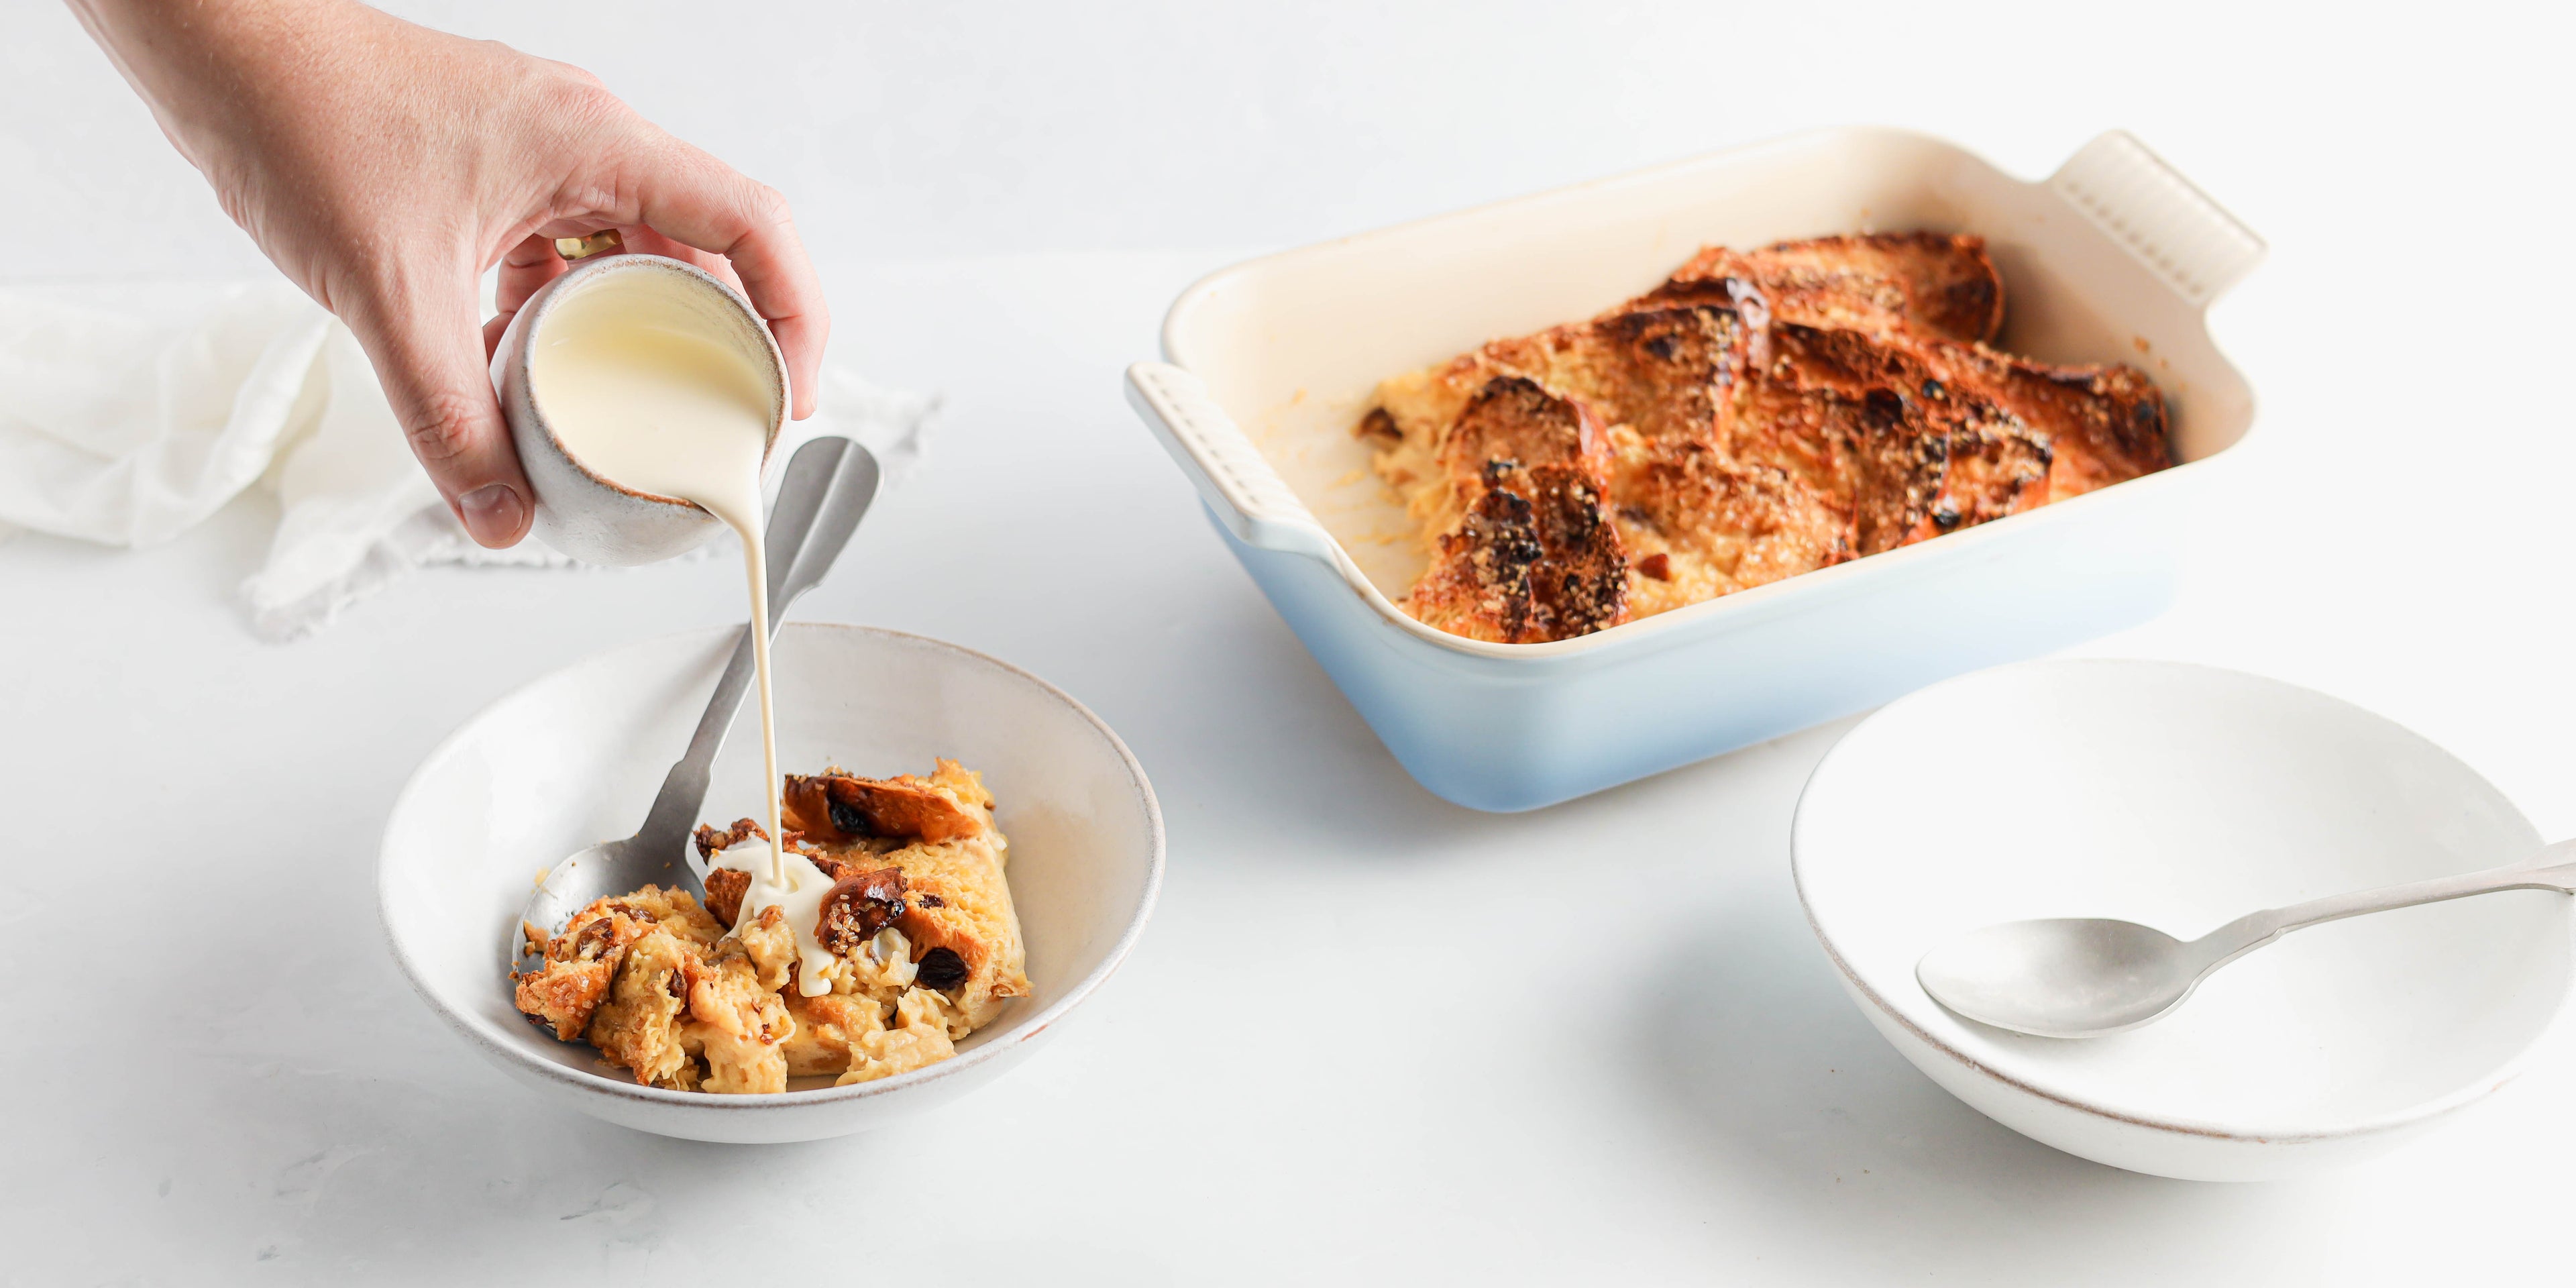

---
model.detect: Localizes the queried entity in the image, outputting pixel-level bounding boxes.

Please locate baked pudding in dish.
[1360,232,2171,643]
[511,758,1029,1093]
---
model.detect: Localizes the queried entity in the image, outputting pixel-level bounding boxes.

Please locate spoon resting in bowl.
[1917,839,2576,1038]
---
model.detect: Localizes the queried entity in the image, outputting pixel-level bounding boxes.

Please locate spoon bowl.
[1915,917,2207,1038]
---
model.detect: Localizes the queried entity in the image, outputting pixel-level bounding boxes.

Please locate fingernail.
[458,484,529,546]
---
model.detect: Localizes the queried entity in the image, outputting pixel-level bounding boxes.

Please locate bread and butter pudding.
[511,759,1028,1093]
[1358,232,2171,643]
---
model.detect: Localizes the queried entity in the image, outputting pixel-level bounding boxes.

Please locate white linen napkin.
[0,280,936,640]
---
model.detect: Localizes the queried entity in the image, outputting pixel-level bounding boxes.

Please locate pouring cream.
[527,267,835,994]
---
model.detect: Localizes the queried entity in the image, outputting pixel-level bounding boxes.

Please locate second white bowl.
[1793,659,2571,1181]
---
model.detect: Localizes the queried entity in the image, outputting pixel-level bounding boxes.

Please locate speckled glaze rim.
[377,623,1167,1117]
[1789,657,2575,1146]
[516,252,789,511]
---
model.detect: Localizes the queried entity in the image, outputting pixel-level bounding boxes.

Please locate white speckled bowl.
[380,624,1163,1143]
[1794,659,2573,1181]
[489,253,787,566]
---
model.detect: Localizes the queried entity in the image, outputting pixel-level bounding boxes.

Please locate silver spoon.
[1916,839,2576,1038]
[509,435,881,974]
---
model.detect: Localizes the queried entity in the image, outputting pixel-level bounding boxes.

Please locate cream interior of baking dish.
[1162,128,2259,606]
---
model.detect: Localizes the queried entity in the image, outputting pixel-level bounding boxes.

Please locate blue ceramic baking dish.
[1126,127,2261,810]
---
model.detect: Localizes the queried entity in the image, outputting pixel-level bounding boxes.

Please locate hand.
[67,0,830,548]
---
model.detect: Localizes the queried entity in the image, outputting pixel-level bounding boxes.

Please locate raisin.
[826,798,870,837]
[571,917,619,961]
[916,947,969,991]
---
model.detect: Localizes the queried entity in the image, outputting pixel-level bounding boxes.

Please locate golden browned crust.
[701,867,748,928]
[782,769,984,845]
[514,954,619,1042]
[1360,231,2167,641]
[1920,343,2169,500]
[1658,231,2004,344]
[1736,323,2057,556]
[1403,377,1630,643]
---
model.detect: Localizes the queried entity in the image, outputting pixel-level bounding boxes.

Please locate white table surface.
[8,1,2576,1282]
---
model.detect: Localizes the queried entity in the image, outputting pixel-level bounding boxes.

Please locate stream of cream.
[530,268,835,994]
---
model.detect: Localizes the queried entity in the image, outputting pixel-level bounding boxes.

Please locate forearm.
[66,0,580,322]
[68,0,345,194]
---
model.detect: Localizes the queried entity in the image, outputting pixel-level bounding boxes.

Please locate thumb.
[345,268,535,548]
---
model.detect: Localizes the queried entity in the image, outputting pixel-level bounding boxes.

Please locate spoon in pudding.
[1917,839,2576,1038]
[510,435,880,974]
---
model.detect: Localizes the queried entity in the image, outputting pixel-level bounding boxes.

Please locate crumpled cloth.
[0,280,935,640]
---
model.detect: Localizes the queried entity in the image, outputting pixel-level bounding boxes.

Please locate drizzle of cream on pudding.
[710,841,841,996]
[528,266,816,953]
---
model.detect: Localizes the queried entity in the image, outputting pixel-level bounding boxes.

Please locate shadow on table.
[1628,883,2316,1277]
[1114,592,1878,872]
[1098,601,1512,860]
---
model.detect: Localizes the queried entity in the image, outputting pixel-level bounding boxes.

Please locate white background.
[6,1,2576,1282]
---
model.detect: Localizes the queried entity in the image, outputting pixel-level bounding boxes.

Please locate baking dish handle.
[2049,131,2266,309]
[1125,361,1341,563]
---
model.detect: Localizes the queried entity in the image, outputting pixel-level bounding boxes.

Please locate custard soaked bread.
[779,758,1030,1031]
[513,759,1028,1093]
[1397,377,1631,641]
[1363,232,2169,641]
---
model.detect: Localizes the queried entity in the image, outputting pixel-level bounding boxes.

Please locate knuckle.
[536,76,627,137]
[551,60,607,90]
[741,181,792,229]
[402,390,487,466]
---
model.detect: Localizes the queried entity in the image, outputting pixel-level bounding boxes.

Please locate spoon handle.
[632,437,875,852]
[2197,839,2576,963]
